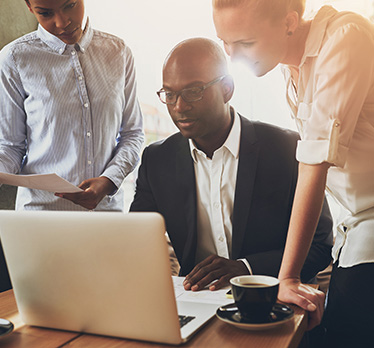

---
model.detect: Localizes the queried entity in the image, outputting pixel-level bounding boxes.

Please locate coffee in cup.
[230,275,279,322]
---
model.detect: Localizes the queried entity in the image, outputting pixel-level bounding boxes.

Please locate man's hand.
[183,255,249,291]
[55,176,116,210]
[278,277,325,330]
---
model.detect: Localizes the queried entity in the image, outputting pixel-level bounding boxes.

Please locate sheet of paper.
[173,276,234,306]
[0,172,82,193]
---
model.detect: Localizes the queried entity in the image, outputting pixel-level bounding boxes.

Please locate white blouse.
[283,6,374,267]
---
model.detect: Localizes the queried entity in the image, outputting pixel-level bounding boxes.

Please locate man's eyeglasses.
[156,75,227,105]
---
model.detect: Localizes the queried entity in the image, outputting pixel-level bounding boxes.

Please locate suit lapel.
[232,116,260,259]
[175,138,197,274]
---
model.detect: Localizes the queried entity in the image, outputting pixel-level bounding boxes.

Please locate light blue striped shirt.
[0,21,144,211]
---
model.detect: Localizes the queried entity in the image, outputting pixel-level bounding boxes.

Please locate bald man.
[130,38,333,292]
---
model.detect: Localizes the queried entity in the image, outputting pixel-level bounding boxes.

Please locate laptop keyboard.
[178,315,196,328]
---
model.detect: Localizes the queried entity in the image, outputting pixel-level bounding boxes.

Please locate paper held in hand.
[0,172,82,193]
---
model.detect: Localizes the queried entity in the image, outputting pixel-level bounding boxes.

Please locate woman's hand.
[278,277,325,330]
[55,176,116,210]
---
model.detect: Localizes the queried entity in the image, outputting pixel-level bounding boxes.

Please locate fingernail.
[191,285,198,291]
[184,283,191,290]
[307,304,316,311]
[209,285,216,291]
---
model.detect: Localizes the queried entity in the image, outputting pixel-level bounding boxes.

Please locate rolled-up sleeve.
[296,23,374,167]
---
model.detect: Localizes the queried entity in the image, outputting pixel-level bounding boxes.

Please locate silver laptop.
[0,211,219,345]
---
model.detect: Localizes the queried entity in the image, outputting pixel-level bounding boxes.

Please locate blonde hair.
[212,0,306,20]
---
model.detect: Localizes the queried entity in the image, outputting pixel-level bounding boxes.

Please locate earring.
[287,31,293,36]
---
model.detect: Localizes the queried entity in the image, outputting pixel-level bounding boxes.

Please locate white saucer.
[216,303,294,331]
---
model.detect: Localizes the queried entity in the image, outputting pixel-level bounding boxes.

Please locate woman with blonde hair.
[213,0,374,346]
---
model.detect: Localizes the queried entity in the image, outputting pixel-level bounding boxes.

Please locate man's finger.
[208,275,232,290]
[185,264,218,290]
[184,256,217,284]
[191,269,223,291]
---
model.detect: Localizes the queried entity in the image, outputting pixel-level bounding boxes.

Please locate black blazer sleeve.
[130,134,198,275]
[129,146,158,213]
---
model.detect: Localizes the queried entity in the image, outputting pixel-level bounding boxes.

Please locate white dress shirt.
[282,6,374,267]
[189,110,251,271]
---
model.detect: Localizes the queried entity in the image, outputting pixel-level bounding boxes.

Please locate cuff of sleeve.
[296,140,348,167]
[101,167,124,187]
[238,258,252,275]
[99,175,119,197]
[296,119,348,167]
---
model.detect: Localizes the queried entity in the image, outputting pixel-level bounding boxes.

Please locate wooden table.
[0,290,308,348]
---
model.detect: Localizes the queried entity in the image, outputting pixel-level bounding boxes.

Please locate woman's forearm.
[279,162,330,281]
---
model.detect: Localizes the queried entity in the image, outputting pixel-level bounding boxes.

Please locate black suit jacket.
[130,116,333,282]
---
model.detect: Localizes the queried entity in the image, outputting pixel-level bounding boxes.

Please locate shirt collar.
[37,17,93,55]
[189,106,241,162]
[75,17,93,53]
[300,6,338,66]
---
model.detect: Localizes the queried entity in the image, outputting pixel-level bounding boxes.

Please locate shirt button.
[87,131,91,137]
[71,51,76,56]
[84,103,89,108]
[219,236,224,242]
[78,76,83,81]
[59,48,64,54]
[88,160,92,165]
[214,202,220,209]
